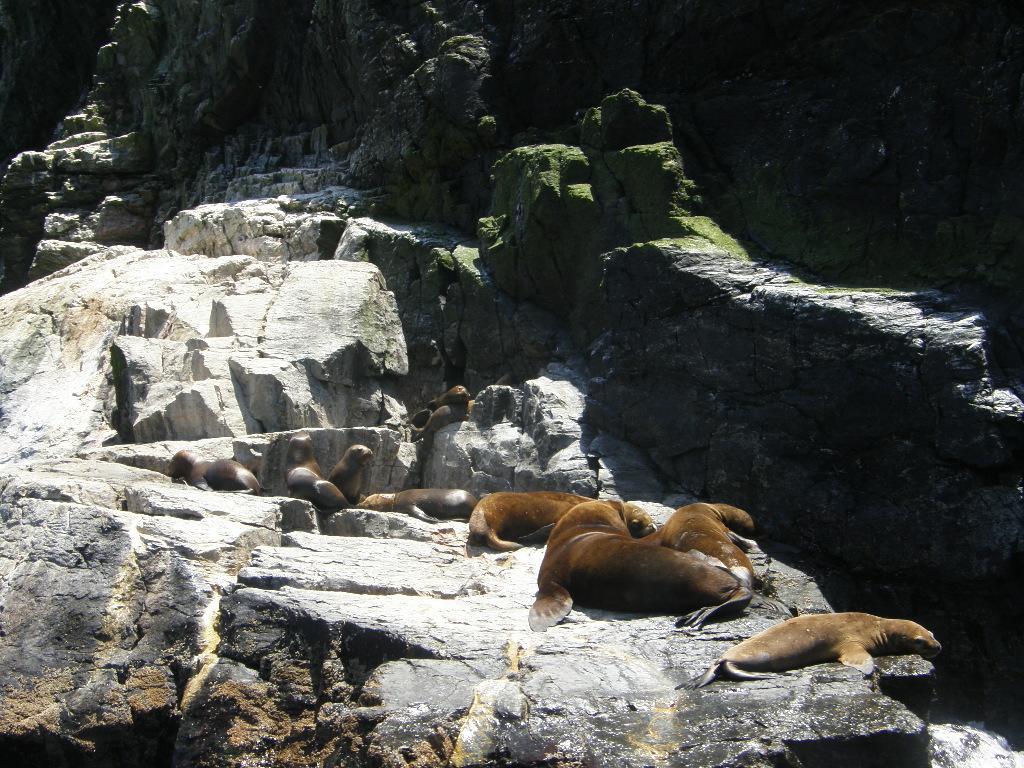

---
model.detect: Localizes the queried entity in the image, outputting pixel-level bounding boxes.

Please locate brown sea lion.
[285,432,323,476]
[167,449,260,494]
[359,489,479,523]
[529,500,752,632]
[686,612,942,688]
[468,491,656,552]
[427,384,471,410]
[410,401,471,442]
[327,444,374,504]
[410,408,432,429]
[644,503,759,588]
[284,433,347,511]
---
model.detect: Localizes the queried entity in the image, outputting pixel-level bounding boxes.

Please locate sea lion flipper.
[727,531,758,551]
[191,478,213,492]
[681,661,723,689]
[409,505,441,524]
[676,588,753,630]
[516,523,556,544]
[838,647,875,675]
[528,584,573,632]
[721,660,774,681]
[754,595,794,617]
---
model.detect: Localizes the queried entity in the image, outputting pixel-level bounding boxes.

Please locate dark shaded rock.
[0,0,119,168]
[587,239,1023,581]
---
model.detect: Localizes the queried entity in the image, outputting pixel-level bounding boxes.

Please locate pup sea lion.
[327,444,373,504]
[427,384,471,410]
[687,612,942,688]
[284,433,347,510]
[359,489,478,523]
[644,503,759,588]
[468,491,656,551]
[529,500,752,632]
[167,449,260,494]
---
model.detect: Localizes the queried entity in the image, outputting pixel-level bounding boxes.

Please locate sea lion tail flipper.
[528,585,573,632]
[679,661,723,690]
[676,588,753,630]
[753,595,794,617]
[410,505,442,524]
[727,531,759,551]
[838,647,875,675]
[515,523,555,544]
[721,660,773,682]
[486,531,523,552]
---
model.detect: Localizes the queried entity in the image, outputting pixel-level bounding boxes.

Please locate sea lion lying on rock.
[529,500,752,632]
[359,489,478,523]
[411,385,474,441]
[327,444,373,504]
[686,612,941,688]
[644,502,760,588]
[285,433,348,511]
[167,449,260,494]
[469,491,655,551]
[411,402,471,442]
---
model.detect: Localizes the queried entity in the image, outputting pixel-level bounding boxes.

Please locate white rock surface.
[425,365,669,500]
[0,247,407,462]
[81,426,420,499]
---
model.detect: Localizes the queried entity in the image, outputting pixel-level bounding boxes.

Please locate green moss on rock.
[478,90,751,338]
[478,144,600,316]
[580,88,672,151]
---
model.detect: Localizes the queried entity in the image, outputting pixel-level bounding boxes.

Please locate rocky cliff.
[0,2,1022,767]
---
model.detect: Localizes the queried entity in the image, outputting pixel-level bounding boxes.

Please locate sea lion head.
[884,619,942,659]
[347,444,374,465]
[167,449,198,479]
[429,385,472,409]
[622,502,657,538]
[447,385,471,401]
[358,492,391,510]
[287,433,314,462]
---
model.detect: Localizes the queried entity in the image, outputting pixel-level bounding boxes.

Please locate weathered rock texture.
[0,459,303,766]
[0,245,407,461]
[0,1,119,168]
[5,2,1024,292]
[586,240,1024,581]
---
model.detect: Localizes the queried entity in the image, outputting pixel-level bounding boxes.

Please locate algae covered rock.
[478,143,600,316]
[580,88,673,151]
[478,89,743,336]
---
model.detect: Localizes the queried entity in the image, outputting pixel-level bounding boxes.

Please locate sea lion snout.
[622,503,656,537]
[916,633,942,658]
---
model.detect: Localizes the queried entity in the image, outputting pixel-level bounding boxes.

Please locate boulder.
[0,247,407,461]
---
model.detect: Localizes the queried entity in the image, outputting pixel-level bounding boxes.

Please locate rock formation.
[1,2,1022,766]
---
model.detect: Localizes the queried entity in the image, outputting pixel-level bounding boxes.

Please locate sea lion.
[410,401,471,442]
[529,500,752,632]
[468,491,656,551]
[644,503,759,588]
[327,444,374,504]
[686,612,942,688]
[359,489,479,523]
[167,449,260,494]
[285,432,323,476]
[427,384,472,410]
[284,433,347,510]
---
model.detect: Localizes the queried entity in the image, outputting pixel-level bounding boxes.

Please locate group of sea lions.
[165,385,941,689]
